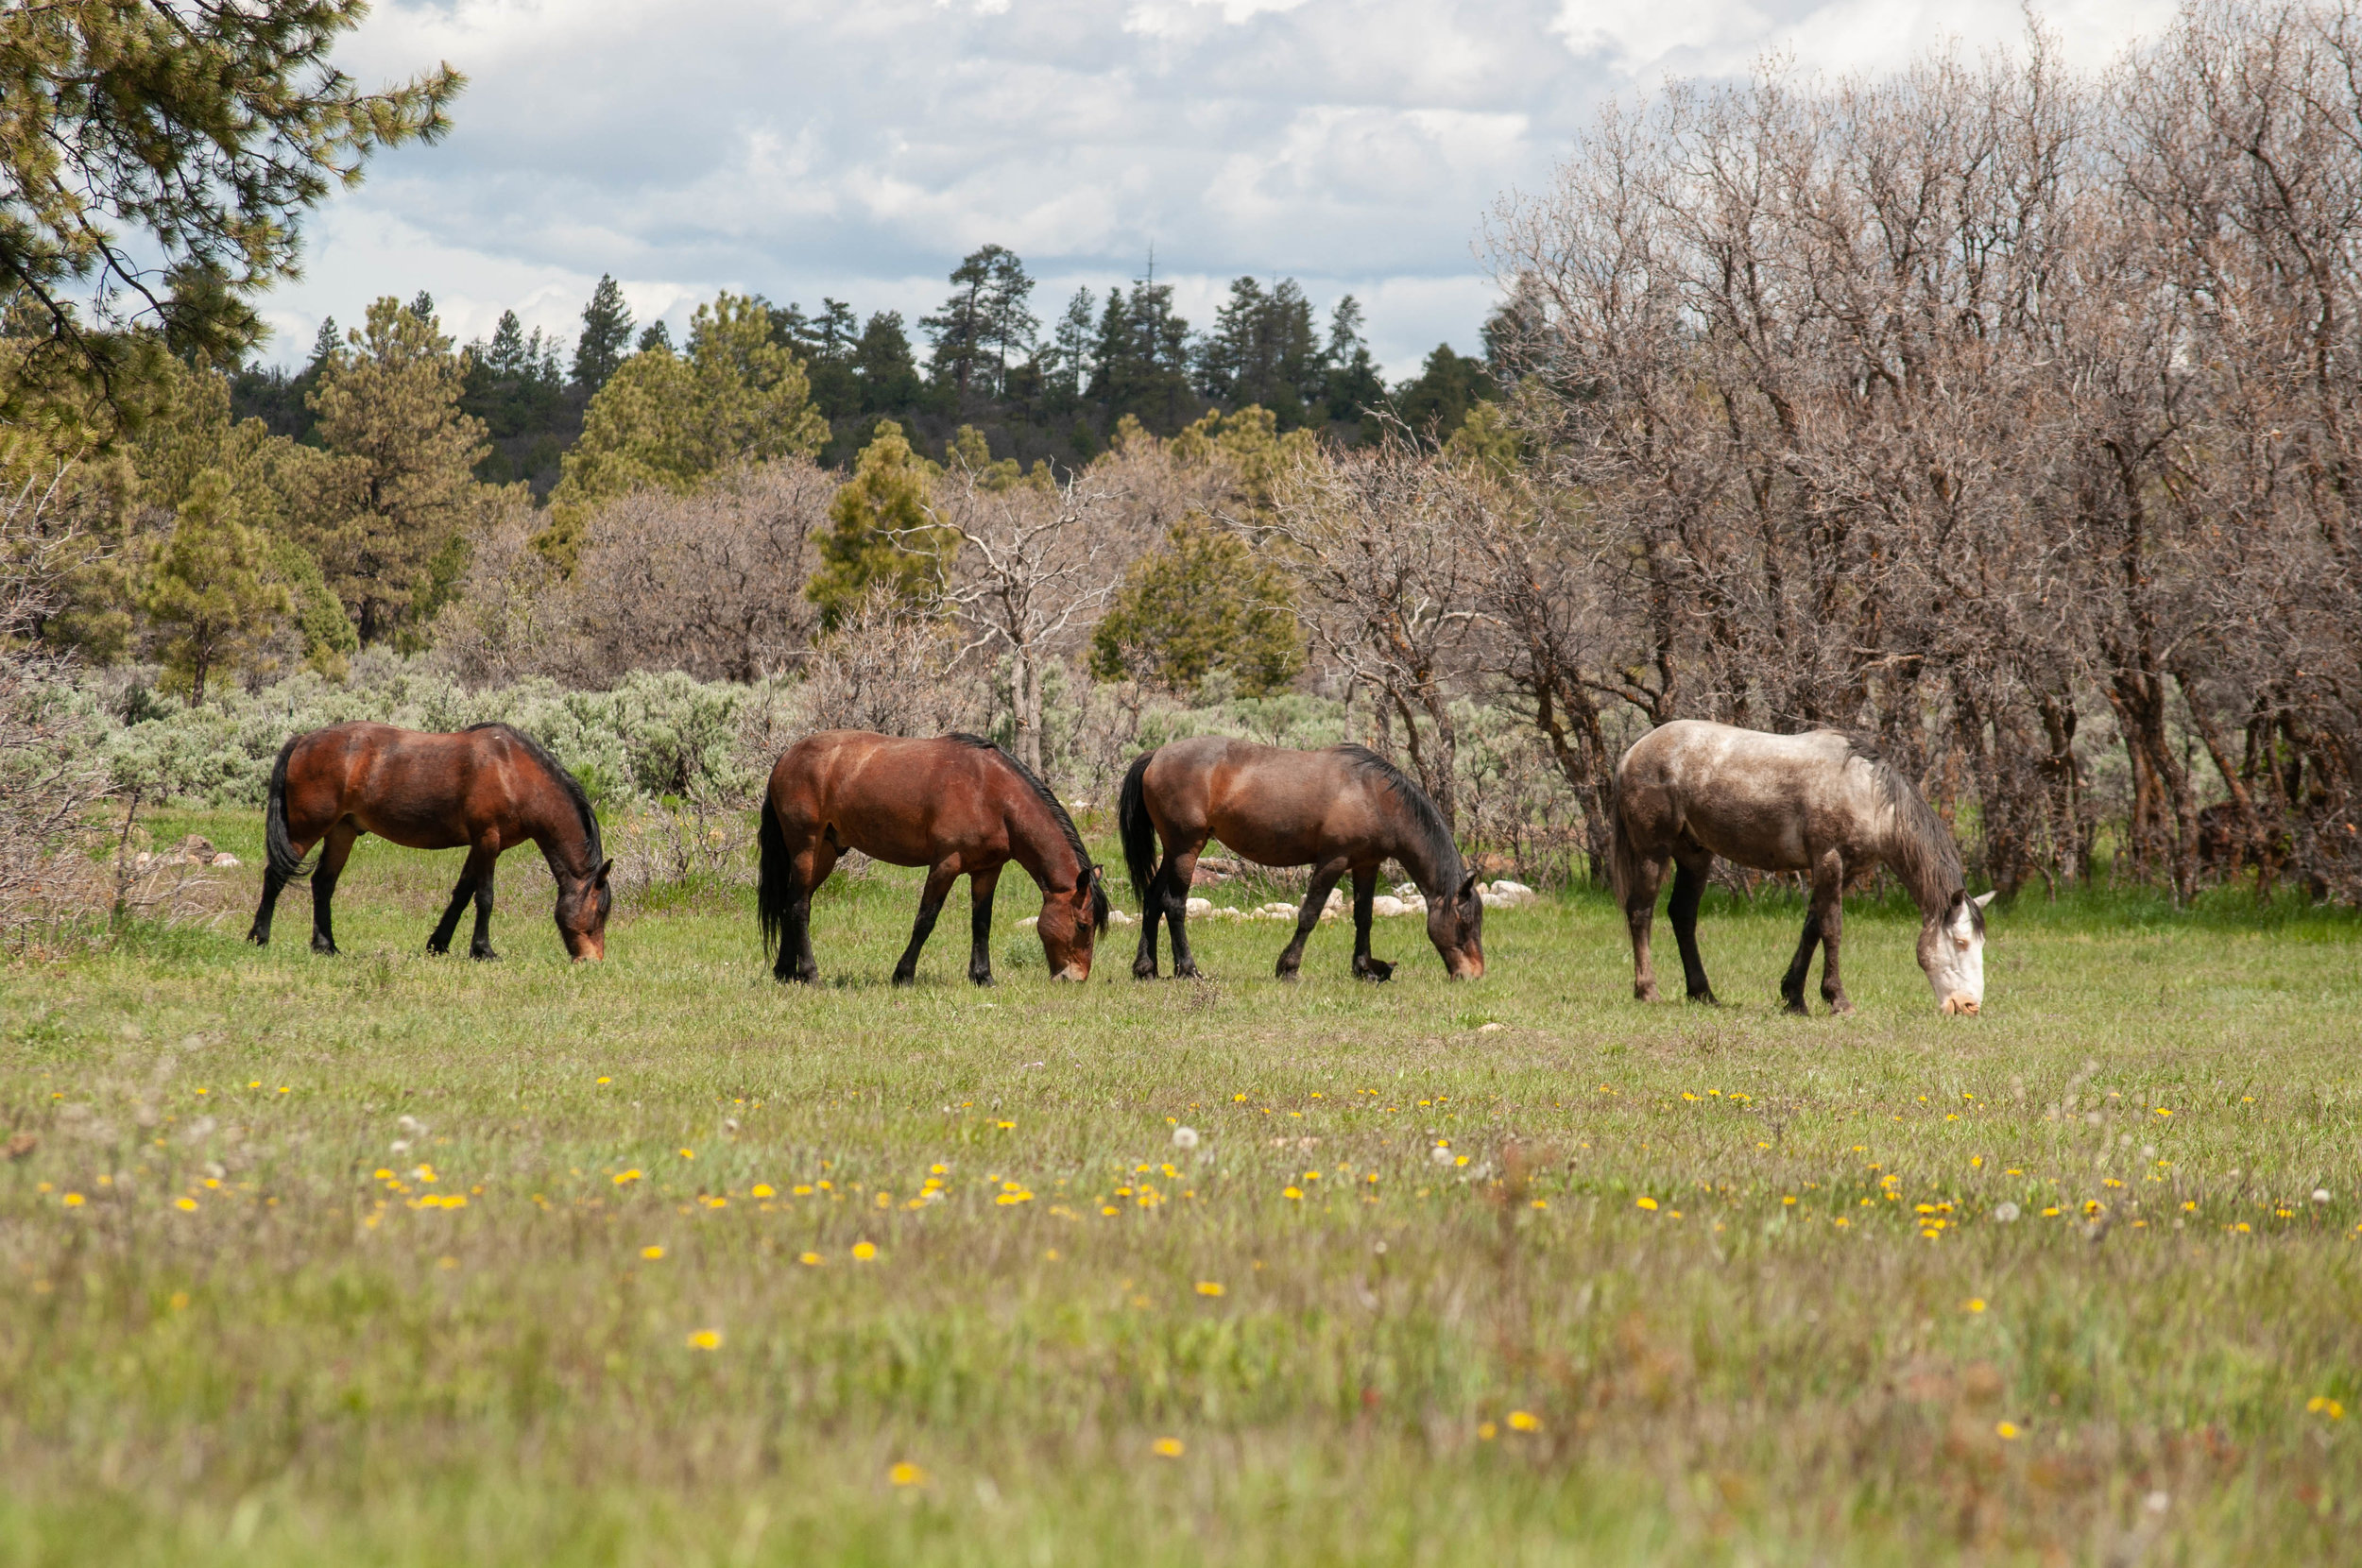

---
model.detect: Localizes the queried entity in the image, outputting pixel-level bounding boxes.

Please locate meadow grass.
[3,809,2358,1566]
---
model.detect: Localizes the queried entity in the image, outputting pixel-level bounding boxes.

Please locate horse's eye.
[1954,937,1971,951]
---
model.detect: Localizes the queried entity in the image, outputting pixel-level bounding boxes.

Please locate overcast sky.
[269,0,2180,380]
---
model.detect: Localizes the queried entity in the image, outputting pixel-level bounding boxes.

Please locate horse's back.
[1146,737,1391,868]
[1618,721,1870,869]
[282,722,534,849]
[768,730,1010,867]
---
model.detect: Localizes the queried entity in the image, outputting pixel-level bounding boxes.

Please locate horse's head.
[1038,862,1111,981]
[1426,872,1486,980]
[556,858,615,962]
[1917,889,1994,1014]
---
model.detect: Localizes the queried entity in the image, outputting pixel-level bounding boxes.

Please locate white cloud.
[259,0,2182,378]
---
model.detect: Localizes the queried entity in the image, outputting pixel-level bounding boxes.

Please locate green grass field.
[4,809,2359,1566]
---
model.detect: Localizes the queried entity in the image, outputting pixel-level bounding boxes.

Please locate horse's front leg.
[967,864,1001,987]
[1275,858,1349,980]
[893,862,960,986]
[1669,855,1718,1005]
[1623,854,1666,1001]
[1347,863,1393,982]
[309,822,360,956]
[465,841,503,961]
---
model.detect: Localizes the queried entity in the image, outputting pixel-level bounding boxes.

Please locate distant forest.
[227,247,1505,494]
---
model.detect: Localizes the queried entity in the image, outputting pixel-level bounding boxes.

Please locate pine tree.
[921,245,1036,398]
[1392,344,1496,441]
[572,275,635,393]
[1089,277,1193,431]
[805,421,950,626]
[1322,296,1386,423]
[304,296,492,643]
[637,320,673,353]
[853,312,923,414]
[1089,516,1301,697]
[1043,288,1096,408]
[142,469,291,706]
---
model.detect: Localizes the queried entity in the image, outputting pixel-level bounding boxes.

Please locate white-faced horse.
[1610,721,1994,1014]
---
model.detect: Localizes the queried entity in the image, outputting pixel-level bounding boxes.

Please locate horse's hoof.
[1172,964,1201,980]
[892,971,916,988]
[1686,990,1718,1006]
[1827,997,1856,1015]
[471,948,499,963]
[425,942,448,957]
[246,929,267,946]
[1131,963,1159,980]
[311,939,337,956]
[1355,959,1394,983]
[968,972,995,987]
[1781,997,1808,1016]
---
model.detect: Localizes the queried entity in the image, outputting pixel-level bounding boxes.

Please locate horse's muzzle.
[1942,993,1979,1015]
[1054,963,1088,982]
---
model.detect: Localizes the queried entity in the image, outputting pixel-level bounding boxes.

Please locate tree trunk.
[1011,645,1044,778]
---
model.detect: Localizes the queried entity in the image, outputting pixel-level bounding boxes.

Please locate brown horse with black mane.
[758,731,1109,985]
[1119,738,1485,981]
[248,722,612,961]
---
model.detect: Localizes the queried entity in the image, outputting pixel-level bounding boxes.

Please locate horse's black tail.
[755,793,795,960]
[264,736,317,881]
[1118,748,1160,908]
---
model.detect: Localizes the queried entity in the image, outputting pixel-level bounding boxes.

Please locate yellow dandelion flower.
[1282,1186,1303,1200]
[793,1185,813,1196]
[852,1241,878,1261]
[799,1252,823,1266]
[1506,1410,1540,1432]
[1477,1422,1498,1440]
[677,1148,693,1159]
[751,1184,775,1199]
[889,1462,925,1487]
[1196,1281,1224,1297]
[687,1329,722,1350]
[1635,1196,1657,1211]
[1995,1422,2021,1440]
[642,1245,664,1260]
[175,1197,197,1212]
[1964,1298,1987,1313]
[2307,1396,2346,1420]
[614,1169,642,1185]
[595,1076,611,1084]
[1152,1437,1184,1457]
[168,1291,189,1311]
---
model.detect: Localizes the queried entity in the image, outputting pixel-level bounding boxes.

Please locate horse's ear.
[1971,890,1995,909]
[1460,872,1481,902]
[597,858,614,886]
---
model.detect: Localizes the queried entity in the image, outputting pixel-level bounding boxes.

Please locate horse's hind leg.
[966,864,1001,986]
[1668,855,1718,1005]
[1813,850,1851,1014]
[1131,844,1166,980]
[1163,841,1206,980]
[893,863,959,986]
[1624,855,1667,1001]
[309,823,360,956]
[248,860,297,946]
[1275,857,1348,980]
[779,843,836,984]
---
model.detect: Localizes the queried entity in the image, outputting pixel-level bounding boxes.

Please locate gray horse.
[1610,721,1994,1014]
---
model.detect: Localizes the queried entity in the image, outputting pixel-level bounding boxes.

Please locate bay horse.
[1118,739,1484,981]
[248,723,612,961]
[1609,720,1994,1014]
[757,731,1109,985]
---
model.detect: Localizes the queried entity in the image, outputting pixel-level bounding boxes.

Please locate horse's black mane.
[944,733,1108,929]
[1336,743,1463,889]
[469,723,603,868]
[1840,733,1969,918]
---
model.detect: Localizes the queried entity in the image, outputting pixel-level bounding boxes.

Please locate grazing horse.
[757,731,1109,985]
[1118,739,1485,981]
[1610,720,1994,1014]
[248,723,612,961]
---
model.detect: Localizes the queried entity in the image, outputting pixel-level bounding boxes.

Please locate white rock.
[212,852,241,867]
[1489,878,1533,896]
[1371,895,1409,918]
[1185,896,1213,917]
[1018,915,1039,929]
[1107,909,1138,928]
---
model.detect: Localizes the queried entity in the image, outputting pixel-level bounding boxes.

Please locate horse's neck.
[1008,804,1083,893]
[1877,823,1959,921]
[531,809,596,881]
[1393,833,1462,900]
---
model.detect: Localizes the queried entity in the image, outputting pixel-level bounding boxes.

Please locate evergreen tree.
[805,421,950,625]
[921,245,1036,398]
[787,298,863,418]
[544,291,829,563]
[463,309,565,439]
[1392,344,1497,441]
[1322,296,1386,423]
[1089,278,1194,432]
[637,320,673,353]
[572,274,635,393]
[142,469,291,706]
[1043,288,1096,409]
[1089,516,1301,697]
[1197,277,1320,425]
[852,311,923,413]
[305,296,492,643]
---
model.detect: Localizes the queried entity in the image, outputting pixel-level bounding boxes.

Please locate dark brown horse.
[757,731,1109,985]
[1610,720,1993,1014]
[248,723,612,961]
[1118,739,1484,981]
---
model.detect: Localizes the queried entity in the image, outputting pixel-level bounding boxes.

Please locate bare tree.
[922,466,1123,777]
[800,585,985,740]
